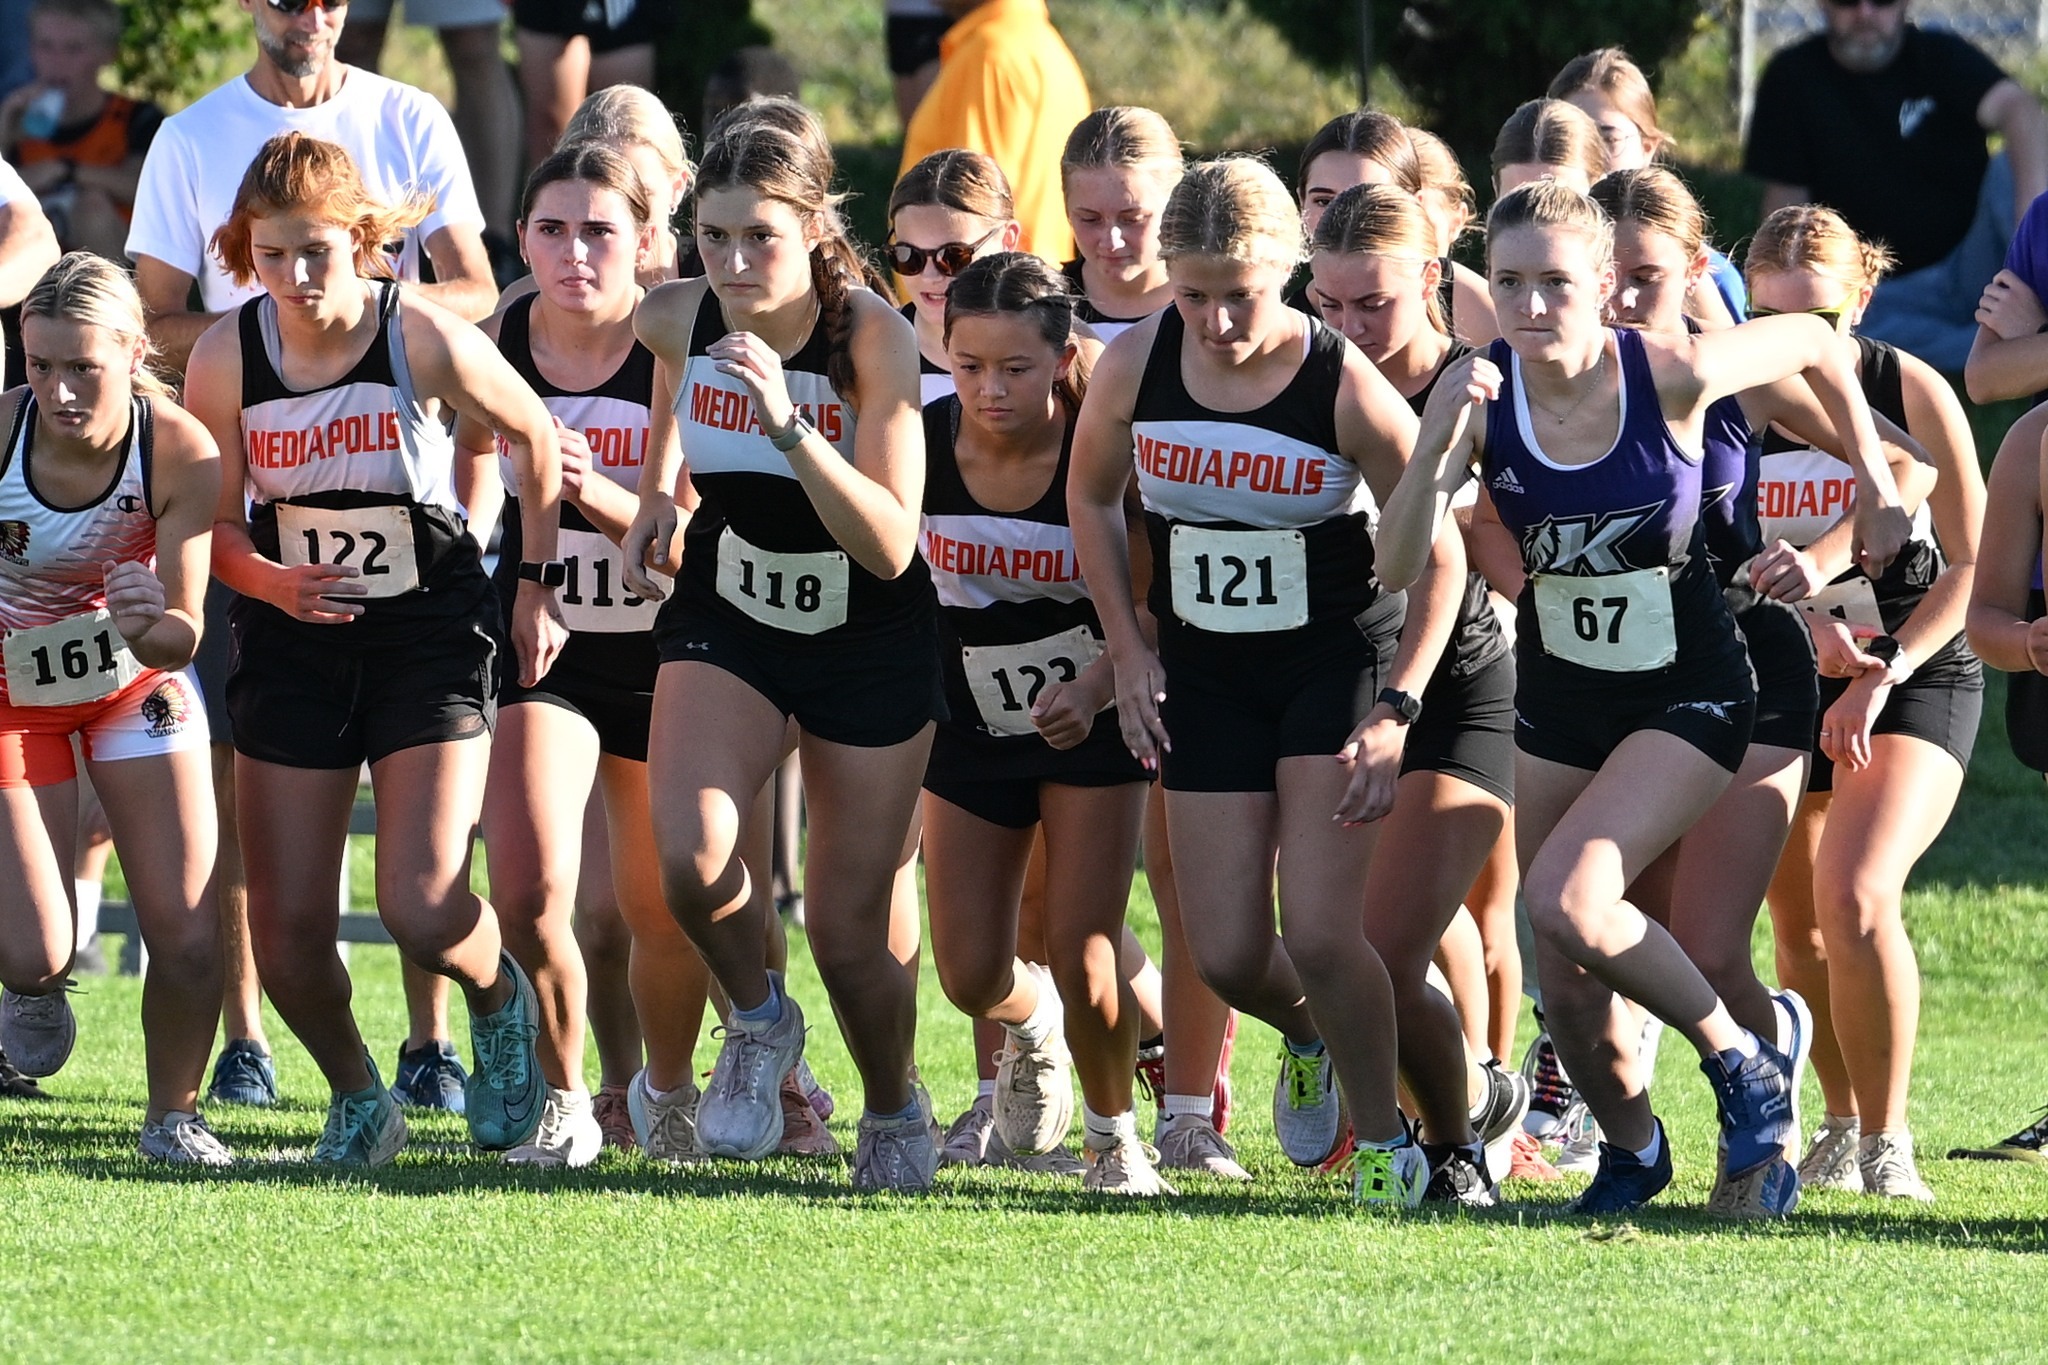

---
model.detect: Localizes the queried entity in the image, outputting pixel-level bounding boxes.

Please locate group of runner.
[0,47,2026,1213]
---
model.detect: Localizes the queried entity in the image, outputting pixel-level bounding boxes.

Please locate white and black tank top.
[673,289,934,640]
[0,394,160,706]
[1131,305,1381,633]
[492,295,660,690]
[236,281,489,641]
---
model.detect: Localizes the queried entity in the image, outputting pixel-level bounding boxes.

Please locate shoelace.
[994,1043,1051,1098]
[475,1009,536,1092]
[1864,1139,1920,1189]
[1280,1048,1327,1111]
[161,1118,229,1161]
[941,1102,991,1150]
[1529,1039,1572,1109]
[709,1023,784,1109]
[10,990,69,1025]
[860,1122,920,1186]
[1169,1120,1234,1163]
[320,1092,382,1157]
[646,1091,698,1156]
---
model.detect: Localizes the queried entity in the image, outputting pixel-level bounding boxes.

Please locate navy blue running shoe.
[1702,1042,1797,1177]
[393,1040,468,1114]
[1567,1120,1674,1215]
[207,1039,279,1107]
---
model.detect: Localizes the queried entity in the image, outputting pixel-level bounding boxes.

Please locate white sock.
[1083,1104,1136,1147]
[1632,1125,1664,1166]
[74,880,101,942]
[1007,977,1059,1048]
[976,1079,997,1100]
[641,1076,677,1103]
[155,1109,196,1126]
[1729,1029,1761,1061]
[1161,1094,1211,1124]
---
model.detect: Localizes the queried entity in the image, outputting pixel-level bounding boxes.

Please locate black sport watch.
[1377,687,1423,725]
[518,559,567,588]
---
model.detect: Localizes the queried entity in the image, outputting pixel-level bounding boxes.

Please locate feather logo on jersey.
[0,520,27,564]
[140,677,191,737]
[1521,503,1662,576]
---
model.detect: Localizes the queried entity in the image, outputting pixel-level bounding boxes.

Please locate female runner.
[920,251,1164,1192]
[186,133,564,1165]
[1308,183,1529,1201]
[1071,156,1465,1206]
[1061,107,1245,1175]
[1548,48,1744,322]
[1491,99,1609,198]
[1376,179,1910,1215]
[888,149,1020,407]
[1296,111,1496,345]
[462,144,708,1166]
[0,253,226,1163]
[1749,206,1985,1203]
[1594,167,1935,1212]
[622,116,942,1190]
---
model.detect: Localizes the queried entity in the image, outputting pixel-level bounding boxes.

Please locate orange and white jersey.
[0,393,158,634]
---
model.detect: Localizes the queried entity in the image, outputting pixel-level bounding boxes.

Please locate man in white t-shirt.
[0,156,62,384]
[127,0,496,373]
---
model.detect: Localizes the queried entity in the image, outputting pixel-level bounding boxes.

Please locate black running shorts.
[1401,648,1515,804]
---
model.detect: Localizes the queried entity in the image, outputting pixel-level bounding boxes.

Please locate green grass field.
[7,675,2048,1362]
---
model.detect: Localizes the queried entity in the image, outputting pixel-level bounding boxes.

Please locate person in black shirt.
[1744,1,2048,371]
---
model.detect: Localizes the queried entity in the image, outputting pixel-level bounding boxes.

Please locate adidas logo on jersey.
[1490,468,1525,495]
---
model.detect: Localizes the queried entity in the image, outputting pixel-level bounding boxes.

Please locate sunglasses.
[1749,293,1856,329]
[887,224,1002,278]
[264,0,348,15]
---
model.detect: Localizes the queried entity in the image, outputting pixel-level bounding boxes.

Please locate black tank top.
[921,397,1127,766]
[1758,335,1976,680]
[672,288,935,640]
[1062,259,1154,342]
[492,295,660,693]
[1131,306,1383,633]
[235,282,488,645]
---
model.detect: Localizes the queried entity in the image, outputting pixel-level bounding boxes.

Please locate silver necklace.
[1528,349,1606,425]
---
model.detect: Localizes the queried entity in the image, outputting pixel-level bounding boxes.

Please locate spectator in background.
[898,0,1091,265]
[334,0,523,282]
[126,0,496,1115]
[885,0,949,127]
[0,156,61,386]
[0,0,165,261]
[127,0,495,371]
[1745,0,2048,371]
[705,46,801,135]
[1964,185,2048,404]
[514,0,668,172]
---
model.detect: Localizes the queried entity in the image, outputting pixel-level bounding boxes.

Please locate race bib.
[3,610,142,707]
[1533,567,1678,672]
[276,504,420,598]
[558,527,665,633]
[960,625,1106,738]
[715,528,849,635]
[1795,576,1885,637]
[1168,525,1309,633]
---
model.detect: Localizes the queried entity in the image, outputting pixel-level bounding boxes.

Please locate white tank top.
[0,394,157,633]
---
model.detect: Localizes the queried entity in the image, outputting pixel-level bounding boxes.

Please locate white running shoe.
[1155,1114,1253,1182]
[697,977,806,1161]
[1859,1130,1935,1203]
[938,1097,996,1167]
[505,1087,603,1168]
[1083,1130,1178,1196]
[0,986,75,1078]
[1554,1100,1603,1174]
[1272,1042,1344,1166]
[852,1105,939,1192]
[138,1112,233,1166]
[1771,989,1815,1160]
[992,1023,1074,1157]
[1472,1061,1532,1183]
[1797,1113,1863,1192]
[628,1069,703,1164]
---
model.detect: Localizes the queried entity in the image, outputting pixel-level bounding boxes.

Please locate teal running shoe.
[314,1060,408,1166]
[466,953,543,1150]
